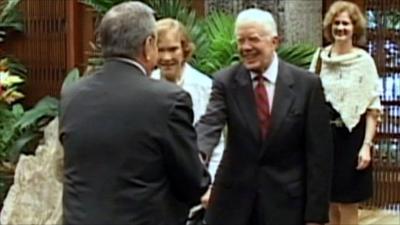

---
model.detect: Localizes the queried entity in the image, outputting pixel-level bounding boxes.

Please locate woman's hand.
[356,144,371,170]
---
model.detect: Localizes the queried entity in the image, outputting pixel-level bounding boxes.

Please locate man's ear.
[144,35,156,61]
[272,35,280,49]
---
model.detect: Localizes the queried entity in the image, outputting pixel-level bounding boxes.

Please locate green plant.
[0,68,81,208]
[80,1,317,74]
[81,0,207,70]
[0,68,81,165]
[194,11,238,75]
[0,0,26,105]
[0,58,25,104]
[3,57,27,78]
[277,43,317,69]
[80,0,125,15]
[0,0,23,42]
[367,10,400,30]
[195,11,316,74]
[0,97,58,164]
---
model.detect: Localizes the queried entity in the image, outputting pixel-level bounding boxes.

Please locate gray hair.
[97,1,156,58]
[235,8,278,37]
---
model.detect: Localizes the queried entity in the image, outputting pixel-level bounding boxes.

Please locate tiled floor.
[360,209,400,225]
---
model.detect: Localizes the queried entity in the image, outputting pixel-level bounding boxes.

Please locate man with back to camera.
[197,8,334,225]
[59,2,210,225]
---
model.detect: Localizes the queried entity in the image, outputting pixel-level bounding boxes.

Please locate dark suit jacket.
[196,60,333,225]
[59,59,210,225]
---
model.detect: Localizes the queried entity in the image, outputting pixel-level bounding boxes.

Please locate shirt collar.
[250,52,278,84]
[175,63,188,86]
[108,57,147,76]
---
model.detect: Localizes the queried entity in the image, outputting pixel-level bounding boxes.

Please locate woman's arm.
[356,109,380,170]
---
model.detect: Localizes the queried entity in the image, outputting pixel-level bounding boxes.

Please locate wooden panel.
[190,0,205,16]
[0,0,94,106]
[18,0,66,106]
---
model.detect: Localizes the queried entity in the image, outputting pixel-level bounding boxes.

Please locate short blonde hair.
[323,1,367,45]
[156,18,195,61]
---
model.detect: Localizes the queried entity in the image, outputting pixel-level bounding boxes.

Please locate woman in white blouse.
[310,1,381,225]
[151,18,225,182]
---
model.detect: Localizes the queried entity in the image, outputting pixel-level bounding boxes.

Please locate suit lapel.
[265,60,295,144]
[232,65,261,143]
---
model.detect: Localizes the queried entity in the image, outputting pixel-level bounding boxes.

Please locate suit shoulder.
[148,78,188,100]
[60,71,96,100]
[212,63,242,83]
[150,77,181,92]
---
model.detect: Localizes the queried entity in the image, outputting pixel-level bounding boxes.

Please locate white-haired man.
[197,8,333,225]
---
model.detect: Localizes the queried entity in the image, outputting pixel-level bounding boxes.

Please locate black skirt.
[329,104,373,203]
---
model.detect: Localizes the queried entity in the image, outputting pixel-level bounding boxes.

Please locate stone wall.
[282,0,322,46]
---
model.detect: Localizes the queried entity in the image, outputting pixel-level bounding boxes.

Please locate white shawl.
[310,46,382,131]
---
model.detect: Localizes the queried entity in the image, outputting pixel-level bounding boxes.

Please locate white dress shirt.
[250,53,279,112]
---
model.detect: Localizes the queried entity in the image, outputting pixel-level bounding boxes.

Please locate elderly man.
[197,9,333,225]
[59,2,210,225]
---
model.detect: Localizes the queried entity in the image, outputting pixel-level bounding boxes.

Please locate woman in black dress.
[310,1,381,224]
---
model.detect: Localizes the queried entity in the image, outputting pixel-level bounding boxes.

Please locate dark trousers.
[249,193,265,225]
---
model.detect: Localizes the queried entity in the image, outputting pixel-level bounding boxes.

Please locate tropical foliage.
[81,0,208,71]
[0,0,24,42]
[80,0,125,15]
[0,0,82,207]
[367,9,400,30]
[0,58,25,105]
[0,97,58,163]
[0,68,80,167]
[80,0,317,75]
[193,11,238,75]
[277,43,317,69]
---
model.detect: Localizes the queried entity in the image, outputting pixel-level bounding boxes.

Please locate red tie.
[254,74,270,139]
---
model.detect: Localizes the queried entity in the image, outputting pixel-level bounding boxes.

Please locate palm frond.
[0,0,23,32]
[14,96,58,130]
[5,57,27,77]
[0,0,21,21]
[80,0,126,15]
[277,43,317,68]
[61,68,81,92]
[194,11,237,75]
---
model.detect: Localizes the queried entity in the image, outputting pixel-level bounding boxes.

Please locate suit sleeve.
[163,90,210,206]
[195,78,228,160]
[196,80,226,182]
[304,77,334,223]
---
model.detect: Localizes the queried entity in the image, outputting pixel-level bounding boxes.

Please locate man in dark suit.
[197,8,333,225]
[59,2,210,225]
